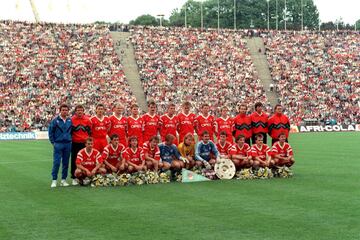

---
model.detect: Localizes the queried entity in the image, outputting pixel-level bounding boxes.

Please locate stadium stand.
[130,26,269,116]
[0,20,136,132]
[263,31,360,125]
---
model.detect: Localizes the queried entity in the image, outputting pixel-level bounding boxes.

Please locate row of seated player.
[263,31,359,125]
[0,20,135,132]
[130,26,268,117]
[74,132,295,182]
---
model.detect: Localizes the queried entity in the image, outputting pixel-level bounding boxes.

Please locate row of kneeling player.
[74,131,295,180]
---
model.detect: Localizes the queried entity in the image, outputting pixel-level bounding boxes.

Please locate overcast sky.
[1,0,359,24]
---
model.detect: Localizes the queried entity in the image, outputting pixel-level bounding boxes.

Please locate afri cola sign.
[298,125,358,132]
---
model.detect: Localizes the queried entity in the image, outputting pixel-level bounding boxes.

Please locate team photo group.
[48,100,295,187]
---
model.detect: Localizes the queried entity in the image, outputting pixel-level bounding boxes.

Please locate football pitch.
[0,132,359,240]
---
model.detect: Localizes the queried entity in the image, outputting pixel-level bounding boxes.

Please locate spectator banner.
[0,132,36,140]
[298,125,357,133]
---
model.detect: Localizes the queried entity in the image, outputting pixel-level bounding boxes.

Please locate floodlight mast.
[29,0,40,22]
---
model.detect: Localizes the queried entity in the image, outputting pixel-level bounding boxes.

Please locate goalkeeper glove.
[203,161,211,170]
[180,157,189,163]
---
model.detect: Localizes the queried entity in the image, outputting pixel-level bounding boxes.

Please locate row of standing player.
[49,101,292,187]
[73,100,291,153]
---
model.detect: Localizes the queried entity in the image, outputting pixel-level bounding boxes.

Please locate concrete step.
[110,31,148,112]
[246,37,278,107]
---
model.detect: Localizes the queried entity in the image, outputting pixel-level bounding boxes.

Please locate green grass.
[0,132,359,240]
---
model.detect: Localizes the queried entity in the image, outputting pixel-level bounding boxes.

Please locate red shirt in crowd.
[142,113,160,142]
[214,117,234,143]
[194,114,215,140]
[71,115,92,143]
[122,147,145,166]
[233,113,252,139]
[76,148,103,171]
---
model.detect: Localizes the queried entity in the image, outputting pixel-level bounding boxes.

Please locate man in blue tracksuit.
[48,104,72,188]
[195,131,220,169]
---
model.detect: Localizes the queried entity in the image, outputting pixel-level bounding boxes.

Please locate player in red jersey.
[71,104,92,185]
[142,100,160,143]
[214,106,234,143]
[233,104,252,145]
[143,136,162,171]
[177,101,196,143]
[250,102,269,145]
[109,104,128,147]
[268,104,290,145]
[194,103,215,141]
[102,134,126,173]
[127,104,144,147]
[159,103,179,145]
[216,131,232,158]
[229,135,252,169]
[122,136,146,173]
[90,104,110,152]
[271,133,295,167]
[74,137,106,179]
[250,134,274,168]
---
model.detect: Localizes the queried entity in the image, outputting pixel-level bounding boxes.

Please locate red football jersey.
[229,143,251,157]
[268,113,290,139]
[142,141,161,161]
[109,115,127,143]
[102,143,125,166]
[271,142,293,157]
[250,111,268,134]
[71,115,92,143]
[194,114,215,140]
[250,144,271,161]
[142,113,160,142]
[233,114,252,139]
[90,116,110,139]
[214,117,234,143]
[122,147,145,166]
[177,112,196,142]
[127,116,144,145]
[216,141,232,157]
[76,148,103,171]
[159,114,178,142]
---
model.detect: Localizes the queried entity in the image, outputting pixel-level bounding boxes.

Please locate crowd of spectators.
[263,31,359,125]
[1,22,358,132]
[0,20,136,132]
[131,26,269,116]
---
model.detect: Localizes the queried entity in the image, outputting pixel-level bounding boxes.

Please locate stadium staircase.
[246,37,278,107]
[110,32,148,112]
